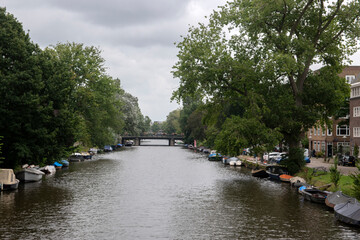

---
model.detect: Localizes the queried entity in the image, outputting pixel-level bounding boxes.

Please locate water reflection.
[1,143,360,239]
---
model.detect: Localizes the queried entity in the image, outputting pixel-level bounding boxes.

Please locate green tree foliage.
[121,92,147,135]
[0,8,146,167]
[172,0,360,173]
[164,109,181,134]
[351,163,360,200]
[215,116,282,156]
[0,8,50,167]
[151,121,164,134]
[45,43,124,147]
[330,156,341,189]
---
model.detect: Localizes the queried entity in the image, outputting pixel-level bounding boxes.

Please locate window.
[318,141,321,151]
[354,127,360,137]
[327,128,332,136]
[336,125,350,136]
[321,141,325,152]
[314,141,317,151]
[351,86,360,98]
[322,128,326,136]
[354,106,360,117]
[314,128,317,136]
[309,129,312,136]
[317,128,321,135]
[346,75,355,84]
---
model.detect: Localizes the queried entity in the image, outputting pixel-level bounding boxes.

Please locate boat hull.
[251,169,269,178]
[2,179,19,190]
[325,191,355,209]
[16,169,44,182]
[300,188,328,204]
[334,201,360,226]
[68,155,84,162]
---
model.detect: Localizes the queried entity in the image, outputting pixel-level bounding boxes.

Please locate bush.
[315,151,325,158]
[330,156,341,189]
[351,164,360,200]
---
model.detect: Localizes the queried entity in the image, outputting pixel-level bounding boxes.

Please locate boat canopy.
[0,169,17,184]
[335,200,360,224]
[327,191,356,206]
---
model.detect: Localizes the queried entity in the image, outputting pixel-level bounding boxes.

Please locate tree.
[151,121,164,133]
[120,92,146,135]
[45,43,124,147]
[0,8,52,167]
[164,109,181,134]
[173,0,360,173]
[330,156,341,189]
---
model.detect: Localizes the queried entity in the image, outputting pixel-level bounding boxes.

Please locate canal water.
[1,140,360,239]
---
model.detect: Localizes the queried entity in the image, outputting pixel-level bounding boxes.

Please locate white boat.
[236,160,243,166]
[16,168,45,182]
[228,157,242,166]
[0,169,19,190]
[39,165,56,174]
[68,153,85,162]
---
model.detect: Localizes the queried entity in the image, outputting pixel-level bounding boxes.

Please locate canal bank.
[239,154,359,175]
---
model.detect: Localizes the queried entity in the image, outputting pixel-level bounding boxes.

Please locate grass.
[297,167,356,198]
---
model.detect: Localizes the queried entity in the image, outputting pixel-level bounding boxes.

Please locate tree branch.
[290,0,315,37]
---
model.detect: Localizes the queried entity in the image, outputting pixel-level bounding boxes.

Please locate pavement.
[240,155,359,175]
[306,157,359,175]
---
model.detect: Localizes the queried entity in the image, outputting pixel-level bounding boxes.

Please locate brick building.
[308,66,360,157]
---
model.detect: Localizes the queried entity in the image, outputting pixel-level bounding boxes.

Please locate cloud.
[0,0,229,120]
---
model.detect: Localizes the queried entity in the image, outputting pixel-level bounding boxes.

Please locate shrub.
[351,164,360,200]
[330,156,341,189]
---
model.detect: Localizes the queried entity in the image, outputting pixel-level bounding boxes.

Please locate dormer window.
[346,75,355,84]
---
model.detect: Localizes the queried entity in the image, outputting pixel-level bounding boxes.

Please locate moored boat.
[266,165,288,180]
[251,169,269,178]
[290,176,306,187]
[334,200,360,226]
[208,153,222,161]
[81,152,92,160]
[299,186,328,204]
[39,165,56,174]
[16,168,45,182]
[325,191,356,209]
[68,153,85,162]
[0,169,19,191]
[228,157,239,166]
[222,156,231,165]
[279,174,294,183]
[61,159,70,167]
[53,162,63,169]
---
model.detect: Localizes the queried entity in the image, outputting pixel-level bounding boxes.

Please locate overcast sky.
[1,1,360,121]
[0,0,228,121]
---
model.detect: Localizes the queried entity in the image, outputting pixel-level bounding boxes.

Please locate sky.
[1,1,360,121]
[0,0,228,121]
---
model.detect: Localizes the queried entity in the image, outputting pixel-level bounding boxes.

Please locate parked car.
[276,155,311,165]
[264,152,281,161]
[338,155,356,167]
[104,145,113,152]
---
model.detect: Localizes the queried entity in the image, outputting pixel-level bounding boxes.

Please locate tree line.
[0,8,150,168]
[171,0,360,174]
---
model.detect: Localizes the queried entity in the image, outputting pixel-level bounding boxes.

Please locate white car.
[263,152,281,161]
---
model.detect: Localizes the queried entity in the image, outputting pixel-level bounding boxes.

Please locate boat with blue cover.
[208,153,222,161]
[53,162,63,169]
[61,159,69,167]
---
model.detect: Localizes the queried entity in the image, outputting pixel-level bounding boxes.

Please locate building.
[308,66,360,157]
[308,119,350,157]
[350,72,360,156]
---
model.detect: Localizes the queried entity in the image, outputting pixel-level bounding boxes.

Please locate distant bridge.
[121,135,184,146]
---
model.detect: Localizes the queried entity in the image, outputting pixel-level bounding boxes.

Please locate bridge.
[121,135,184,146]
